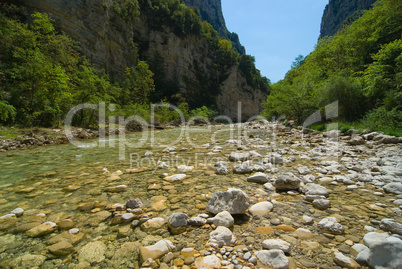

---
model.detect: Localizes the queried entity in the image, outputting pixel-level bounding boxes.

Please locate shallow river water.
[0,123,401,268]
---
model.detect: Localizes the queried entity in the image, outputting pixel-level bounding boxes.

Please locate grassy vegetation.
[309,122,402,137]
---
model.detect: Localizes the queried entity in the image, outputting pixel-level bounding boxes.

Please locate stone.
[312,199,331,210]
[78,241,106,264]
[363,232,389,247]
[58,219,75,230]
[383,183,402,194]
[229,152,250,162]
[181,248,198,258]
[206,188,250,215]
[26,222,57,237]
[356,248,370,263]
[11,254,46,268]
[210,211,234,228]
[141,217,167,232]
[48,241,75,256]
[274,173,301,192]
[379,218,402,235]
[216,166,230,175]
[262,239,291,253]
[177,165,193,171]
[374,134,401,144]
[168,213,188,234]
[247,172,270,184]
[350,244,369,257]
[295,228,314,239]
[188,217,207,226]
[140,240,175,262]
[164,174,187,181]
[209,226,236,247]
[276,225,296,232]
[256,226,275,235]
[88,211,112,226]
[10,208,24,217]
[303,183,329,197]
[317,217,344,234]
[333,252,360,269]
[233,161,253,174]
[195,255,222,268]
[367,241,402,269]
[348,136,366,146]
[255,249,289,269]
[249,202,274,216]
[301,215,314,225]
[118,226,132,237]
[110,242,141,267]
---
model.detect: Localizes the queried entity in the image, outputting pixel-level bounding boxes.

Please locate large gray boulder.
[229,152,250,162]
[274,173,301,192]
[206,188,250,214]
[303,183,329,197]
[317,217,344,234]
[380,219,402,235]
[255,249,289,269]
[209,211,234,228]
[383,182,402,194]
[367,240,402,269]
[209,226,236,247]
[247,172,270,184]
[168,213,188,234]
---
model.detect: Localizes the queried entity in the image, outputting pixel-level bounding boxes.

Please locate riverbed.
[0,122,401,268]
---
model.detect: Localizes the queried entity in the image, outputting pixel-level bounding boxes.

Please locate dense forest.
[0,1,269,128]
[262,0,402,134]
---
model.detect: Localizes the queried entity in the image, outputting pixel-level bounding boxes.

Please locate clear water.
[0,125,400,268]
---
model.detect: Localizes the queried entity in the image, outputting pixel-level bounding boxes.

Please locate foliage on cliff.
[0,0,269,127]
[262,0,402,133]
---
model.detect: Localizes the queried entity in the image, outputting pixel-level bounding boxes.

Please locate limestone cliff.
[11,0,266,120]
[320,0,377,38]
[183,0,245,54]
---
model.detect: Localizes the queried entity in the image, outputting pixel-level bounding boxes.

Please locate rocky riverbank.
[0,121,401,268]
[0,127,99,152]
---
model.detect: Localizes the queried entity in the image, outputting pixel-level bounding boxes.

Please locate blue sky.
[221,0,328,83]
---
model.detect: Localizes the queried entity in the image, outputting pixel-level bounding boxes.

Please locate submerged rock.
[140,240,175,261]
[26,222,57,237]
[78,241,106,264]
[125,198,143,209]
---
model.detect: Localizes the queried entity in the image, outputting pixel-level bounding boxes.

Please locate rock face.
[183,0,245,54]
[13,0,266,120]
[320,0,377,38]
[206,188,250,214]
